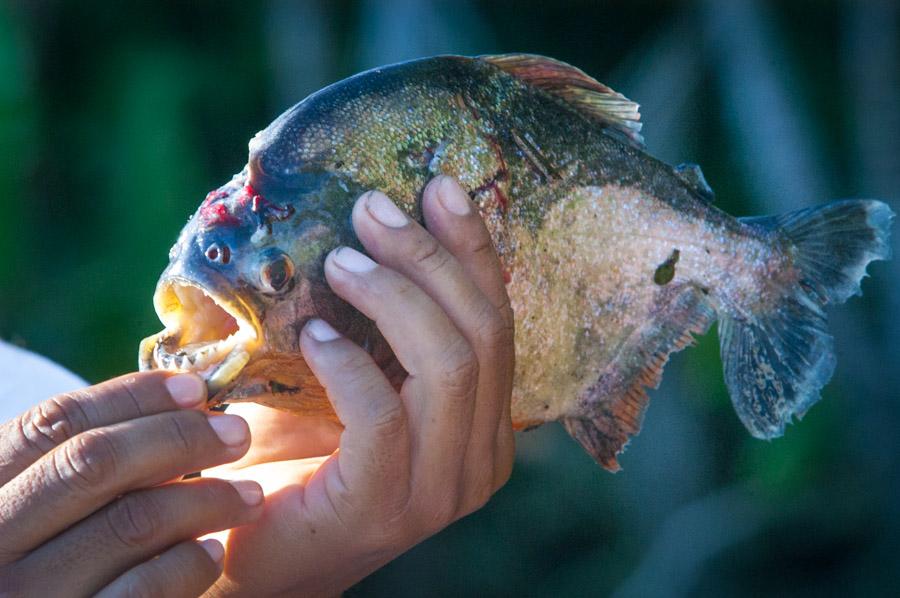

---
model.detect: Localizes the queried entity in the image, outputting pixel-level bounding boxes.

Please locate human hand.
[0,371,264,597]
[205,176,516,596]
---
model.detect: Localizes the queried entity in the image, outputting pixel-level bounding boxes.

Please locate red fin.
[481,53,643,146]
[563,286,714,471]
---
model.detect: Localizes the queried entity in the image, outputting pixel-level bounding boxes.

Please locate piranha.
[139,54,893,471]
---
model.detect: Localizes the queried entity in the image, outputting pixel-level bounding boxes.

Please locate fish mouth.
[139,278,261,396]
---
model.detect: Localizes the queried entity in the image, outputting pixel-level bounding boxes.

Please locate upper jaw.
[139,277,262,396]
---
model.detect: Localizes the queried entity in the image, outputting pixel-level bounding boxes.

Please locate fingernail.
[306,318,341,342]
[165,374,206,408]
[228,479,264,506]
[207,414,248,446]
[331,246,377,273]
[199,538,225,566]
[436,176,470,216]
[364,191,408,228]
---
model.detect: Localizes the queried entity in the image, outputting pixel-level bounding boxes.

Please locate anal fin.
[563,286,715,471]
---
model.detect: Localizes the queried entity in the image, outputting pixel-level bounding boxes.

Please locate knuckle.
[369,401,407,438]
[468,233,496,259]
[410,235,449,275]
[109,376,148,417]
[474,306,515,354]
[333,355,385,396]
[53,430,118,492]
[105,492,164,548]
[16,393,92,454]
[335,352,378,379]
[159,412,198,456]
[436,339,479,399]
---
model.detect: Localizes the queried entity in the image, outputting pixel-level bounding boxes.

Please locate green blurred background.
[1,1,898,595]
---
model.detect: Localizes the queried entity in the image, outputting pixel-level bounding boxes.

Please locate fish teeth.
[207,347,250,395]
[139,334,159,371]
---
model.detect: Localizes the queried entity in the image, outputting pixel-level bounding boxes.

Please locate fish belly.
[507,184,725,443]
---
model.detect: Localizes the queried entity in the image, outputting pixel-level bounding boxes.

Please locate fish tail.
[720,200,893,439]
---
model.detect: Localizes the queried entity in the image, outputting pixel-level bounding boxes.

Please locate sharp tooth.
[139,334,159,371]
[207,347,250,395]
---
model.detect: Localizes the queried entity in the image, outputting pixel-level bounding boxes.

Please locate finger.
[323,249,477,499]
[220,403,341,469]
[298,320,410,507]
[0,371,206,486]
[423,176,513,324]
[422,177,517,492]
[0,410,250,560]
[21,478,259,597]
[425,178,516,492]
[324,244,472,387]
[352,186,513,503]
[96,540,224,598]
[95,540,224,598]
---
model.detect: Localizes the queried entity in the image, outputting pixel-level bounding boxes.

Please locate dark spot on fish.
[334,160,344,169]
[220,245,231,264]
[653,249,680,285]
[543,404,549,410]
[700,286,710,296]
[269,380,300,394]
[704,247,711,255]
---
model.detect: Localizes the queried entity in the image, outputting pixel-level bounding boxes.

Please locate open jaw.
[139,281,260,395]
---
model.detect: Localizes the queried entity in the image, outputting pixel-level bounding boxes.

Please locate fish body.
[140,55,893,470]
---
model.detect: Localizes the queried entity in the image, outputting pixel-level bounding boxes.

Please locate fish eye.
[260,252,294,294]
[205,243,231,264]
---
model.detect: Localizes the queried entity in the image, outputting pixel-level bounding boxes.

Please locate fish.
[139,54,893,471]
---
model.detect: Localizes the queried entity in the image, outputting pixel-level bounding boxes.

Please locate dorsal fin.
[675,163,715,202]
[481,53,643,146]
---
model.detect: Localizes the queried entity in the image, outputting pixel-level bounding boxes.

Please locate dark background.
[1,1,898,596]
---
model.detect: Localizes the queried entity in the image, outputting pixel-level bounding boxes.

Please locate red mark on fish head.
[199,202,240,227]
[199,183,293,229]
[203,189,229,206]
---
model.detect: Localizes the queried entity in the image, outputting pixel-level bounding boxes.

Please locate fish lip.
[140,276,261,392]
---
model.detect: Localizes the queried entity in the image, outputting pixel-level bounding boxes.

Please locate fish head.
[139,162,371,408]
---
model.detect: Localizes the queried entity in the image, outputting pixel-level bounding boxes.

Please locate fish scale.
[140,54,893,471]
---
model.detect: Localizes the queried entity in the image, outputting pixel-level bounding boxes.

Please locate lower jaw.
[139,334,253,396]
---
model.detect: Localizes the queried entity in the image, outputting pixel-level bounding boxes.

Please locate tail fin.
[721,200,894,439]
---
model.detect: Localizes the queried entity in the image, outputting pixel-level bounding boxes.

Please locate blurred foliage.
[0,1,897,596]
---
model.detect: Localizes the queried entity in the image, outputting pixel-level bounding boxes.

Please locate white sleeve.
[0,340,88,423]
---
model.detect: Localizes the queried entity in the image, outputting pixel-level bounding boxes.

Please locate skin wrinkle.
[117,379,149,420]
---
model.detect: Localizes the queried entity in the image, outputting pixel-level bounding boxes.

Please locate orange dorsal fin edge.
[481,53,644,146]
